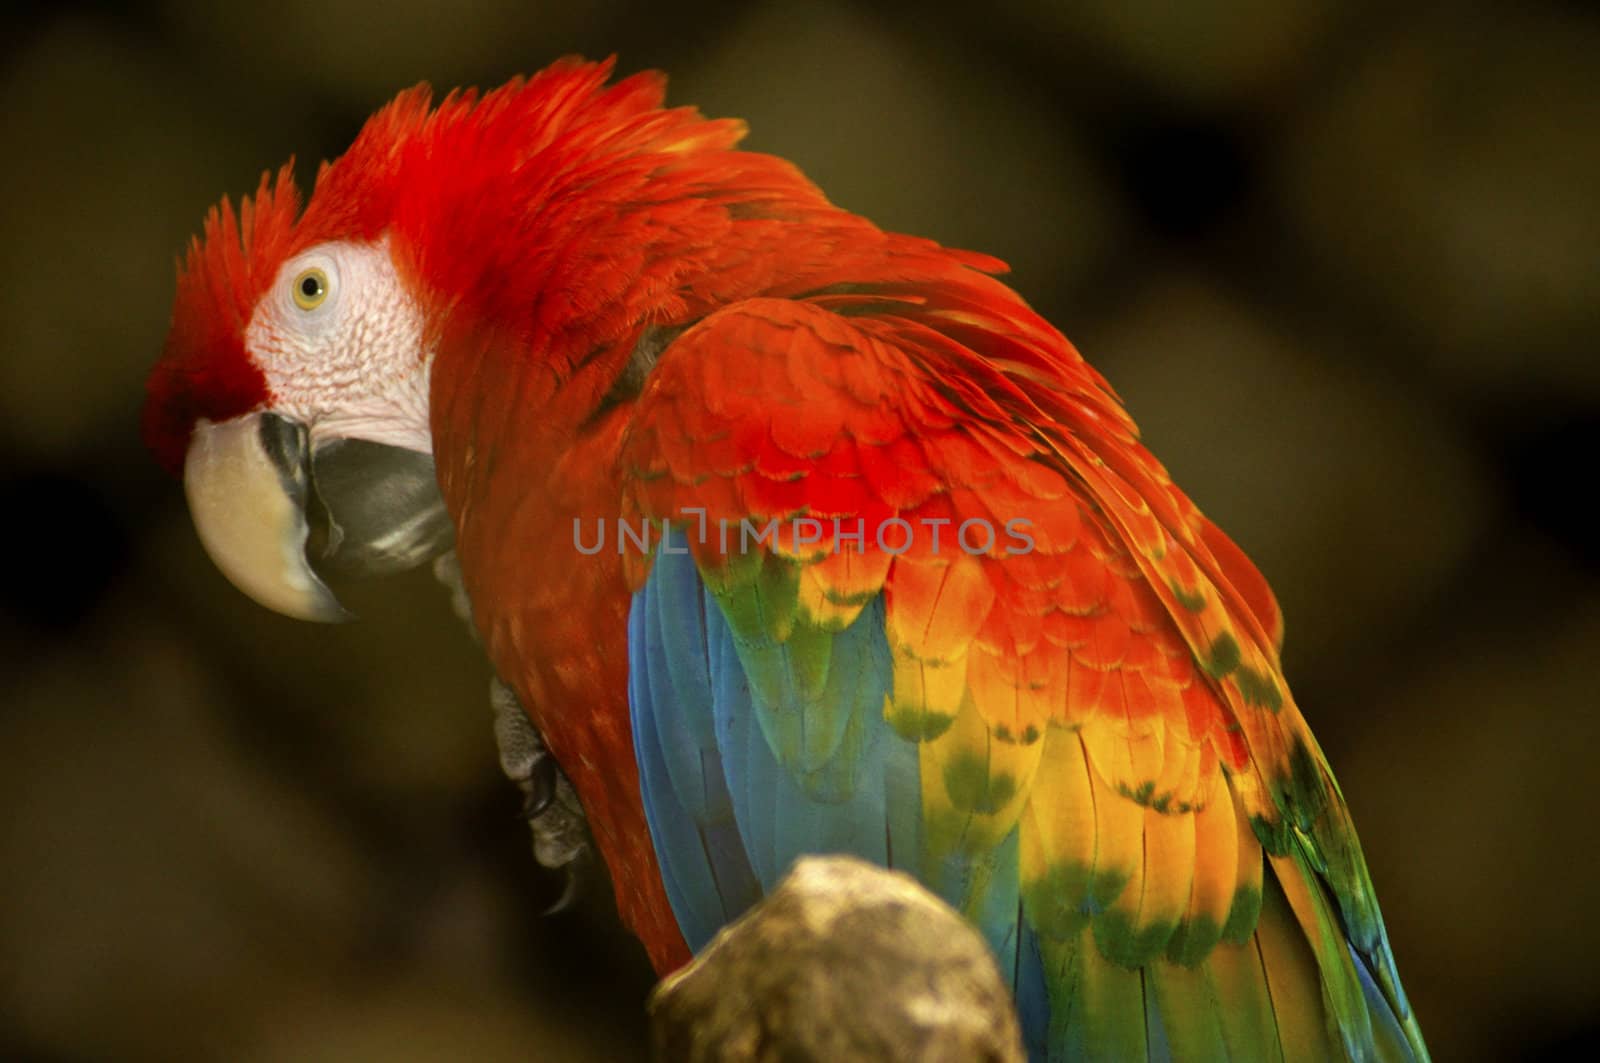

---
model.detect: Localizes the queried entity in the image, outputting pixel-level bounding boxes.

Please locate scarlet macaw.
[144,60,1428,1060]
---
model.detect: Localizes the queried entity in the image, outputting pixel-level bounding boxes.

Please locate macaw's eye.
[292,267,329,310]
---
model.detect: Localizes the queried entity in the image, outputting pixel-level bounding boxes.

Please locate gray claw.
[520,757,556,819]
[542,861,585,916]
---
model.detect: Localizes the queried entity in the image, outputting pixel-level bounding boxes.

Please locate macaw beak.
[182,412,454,622]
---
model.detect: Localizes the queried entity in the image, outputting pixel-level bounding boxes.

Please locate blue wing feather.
[629,532,760,948]
[1016,921,1052,1061]
[704,579,903,888]
[630,535,922,946]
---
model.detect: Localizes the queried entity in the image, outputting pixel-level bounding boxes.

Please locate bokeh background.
[3,1,1596,1059]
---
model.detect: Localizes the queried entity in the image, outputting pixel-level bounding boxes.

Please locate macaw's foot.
[489,676,592,911]
[435,552,593,910]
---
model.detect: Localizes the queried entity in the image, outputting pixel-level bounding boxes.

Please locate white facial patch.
[245,236,433,455]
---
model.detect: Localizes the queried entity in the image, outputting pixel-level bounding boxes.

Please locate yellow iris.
[291,267,329,310]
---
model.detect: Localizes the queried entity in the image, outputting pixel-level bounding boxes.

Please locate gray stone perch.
[649,856,1025,1062]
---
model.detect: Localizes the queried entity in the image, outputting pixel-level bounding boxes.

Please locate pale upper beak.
[183,412,453,621]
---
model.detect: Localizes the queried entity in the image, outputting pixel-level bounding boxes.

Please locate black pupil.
[300,274,322,298]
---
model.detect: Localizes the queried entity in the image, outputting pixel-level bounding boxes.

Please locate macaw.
[144,59,1428,1060]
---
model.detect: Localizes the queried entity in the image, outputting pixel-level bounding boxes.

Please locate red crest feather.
[142,164,302,472]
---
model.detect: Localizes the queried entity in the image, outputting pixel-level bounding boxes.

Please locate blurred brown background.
[2,0,1596,1059]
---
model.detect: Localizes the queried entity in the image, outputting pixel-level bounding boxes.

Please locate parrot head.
[143,118,450,621]
[143,61,755,621]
